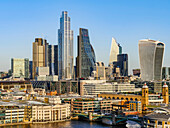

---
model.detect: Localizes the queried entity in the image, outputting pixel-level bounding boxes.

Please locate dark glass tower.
[48,45,58,75]
[117,54,128,76]
[77,28,96,78]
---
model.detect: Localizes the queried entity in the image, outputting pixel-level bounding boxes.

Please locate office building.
[139,39,165,81]
[118,43,122,54]
[48,45,58,75]
[109,38,119,64]
[58,11,73,80]
[32,104,70,122]
[32,38,49,79]
[11,58,29,78]
[76,28,96,79]
[162,67,170,80]
[116,54,128,76]
[133,69,140,77]
[29,61,33,79]
[93,62,106,80]
[80,80,138,96]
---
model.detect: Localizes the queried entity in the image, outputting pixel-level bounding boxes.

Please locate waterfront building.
[0,105,26,124]
[109,38,119,64]
[11,58,29,79]
[120,100,142,113]
[0,100,70,125]
[146,112,170,128]
[32,104,70,122]
[48,45,58,75]
[64,98,117,114]
[139,39,165,81]
[32,38,49,79]
[76,28,96,79]
[58,11,73,80]
[93,62,106,80]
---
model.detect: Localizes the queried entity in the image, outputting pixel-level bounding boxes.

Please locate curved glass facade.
[139,39,165,81]
[77,28,96,78]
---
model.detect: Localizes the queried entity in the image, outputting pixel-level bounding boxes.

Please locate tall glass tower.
[109,38,119,64]
[76,28,96,78]
[58,11,73,80]
[139,39,165,81]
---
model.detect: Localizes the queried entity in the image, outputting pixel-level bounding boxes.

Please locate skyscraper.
[58,11,73,80]
[139,39,165,81]
[48,45,58,75]
[11,58,29,78]
[76,28,96,79]
[118,43,122,54]
[109,38,119,64]
[32,38,49,79]
[117,54,128,76]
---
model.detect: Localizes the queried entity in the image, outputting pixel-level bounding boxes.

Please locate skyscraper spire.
[109,37,119,64]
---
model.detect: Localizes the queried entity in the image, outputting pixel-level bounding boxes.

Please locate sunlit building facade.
[11,58,29,78]
[32,38,49,79]
[109,38,119,64]
[139,39,165,81]
[58,11,73,80]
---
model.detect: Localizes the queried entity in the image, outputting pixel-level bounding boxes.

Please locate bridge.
[72,113,147,127]
[72,113,103,121]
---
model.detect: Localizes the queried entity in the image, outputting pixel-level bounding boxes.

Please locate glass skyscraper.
[117,54,128,76]
[58,11,73,80]
[77,28,96,78]
[48,45,58,75]
[139,39,165,81]
[109,38,119,64]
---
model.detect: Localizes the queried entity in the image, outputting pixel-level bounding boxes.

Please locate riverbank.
[0,119,71,127]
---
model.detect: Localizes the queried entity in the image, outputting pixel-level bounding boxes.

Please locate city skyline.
[0,0,170,74]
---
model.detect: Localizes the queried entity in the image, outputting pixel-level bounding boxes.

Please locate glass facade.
[117,54,128,76]
[48,45,58,75]
[58,11,73,80]
[77,28,96,78]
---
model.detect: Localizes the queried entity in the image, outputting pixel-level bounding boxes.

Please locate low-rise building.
[80,80,139,96]
[32,104,70,122]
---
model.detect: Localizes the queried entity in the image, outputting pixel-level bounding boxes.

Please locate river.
[0,120,127,128]
[0,120,141,128]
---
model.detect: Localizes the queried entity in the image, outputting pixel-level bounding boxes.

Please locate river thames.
[0,120,129,128]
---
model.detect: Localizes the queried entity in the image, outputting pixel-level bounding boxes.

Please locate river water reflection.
[0,120,127,128]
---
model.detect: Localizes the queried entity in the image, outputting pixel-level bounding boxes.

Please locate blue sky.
[0,0,170,74]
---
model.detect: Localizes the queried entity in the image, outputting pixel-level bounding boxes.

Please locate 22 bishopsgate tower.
[58,11,74,80]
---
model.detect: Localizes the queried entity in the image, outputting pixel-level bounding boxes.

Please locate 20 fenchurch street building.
[58,11,74,80]
[139,39,165,81]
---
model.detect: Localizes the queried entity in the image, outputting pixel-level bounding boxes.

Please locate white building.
[139,39,165,81]
[109,38,119,64]
[32,104,70,122]
[11,58,29,78]
[80,80,139,96]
